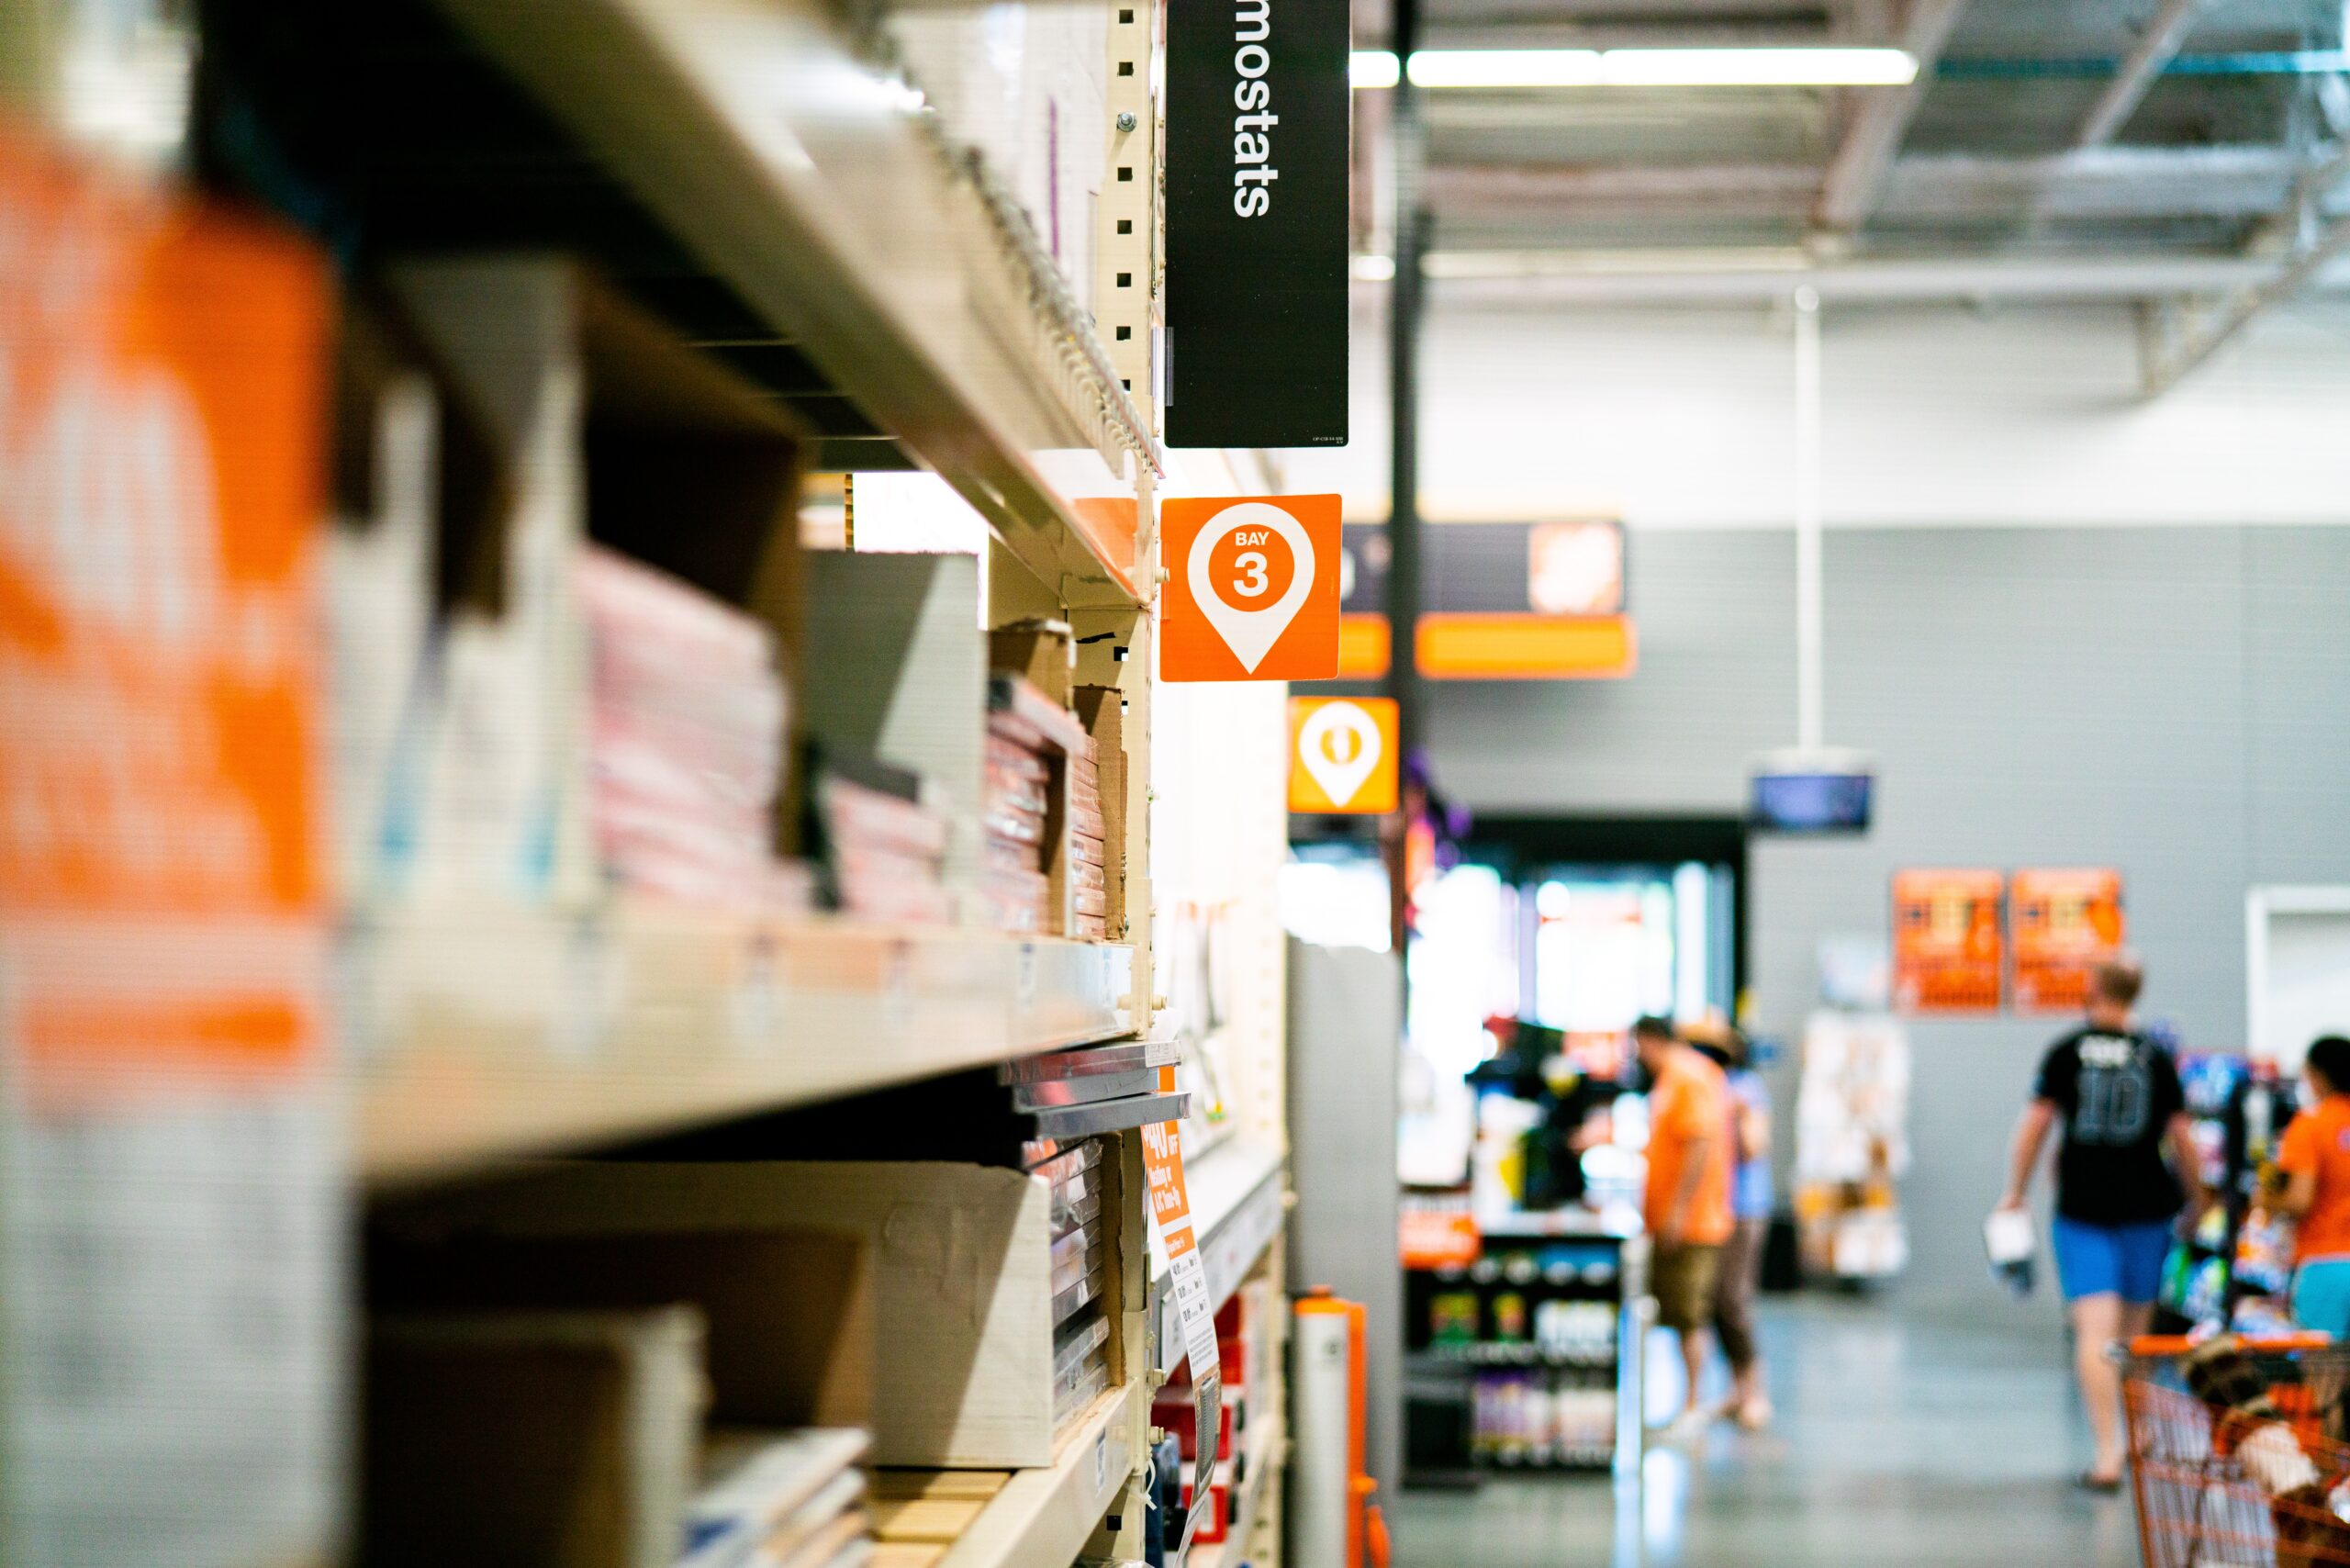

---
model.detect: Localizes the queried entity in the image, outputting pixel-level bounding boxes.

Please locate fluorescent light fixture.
[1410,49,1602,88]
[1349,46,1919,90]
[1600,48,1916,85]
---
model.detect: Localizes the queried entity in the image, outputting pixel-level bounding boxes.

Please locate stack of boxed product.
[979,676,1110,939]
[678,1428,870,1568]
[1036,1139,1113,1437]
[979,712,1054,935]
[810,752,956,925]
[579,547,802,910]
[1067,732,1108,941]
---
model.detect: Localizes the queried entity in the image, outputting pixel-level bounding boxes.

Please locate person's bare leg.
[1681,1326,1715,1417]
[2073,1294,2125,1482]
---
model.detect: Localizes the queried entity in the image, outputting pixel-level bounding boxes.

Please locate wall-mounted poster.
[2011,868,2125,1014]
[1891,869,2005,1014]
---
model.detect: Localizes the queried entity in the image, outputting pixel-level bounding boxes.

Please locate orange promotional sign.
[1288,697,1400,813]
[0,125,331,1095]
[1892,869,2005,1014]
[1160,494,1341,681]
[2012,868,2125,1014]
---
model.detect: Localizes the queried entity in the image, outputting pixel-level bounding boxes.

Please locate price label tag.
[1141,1114,1222,1551]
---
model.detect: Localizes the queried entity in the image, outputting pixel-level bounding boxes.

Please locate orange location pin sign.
[1288,697,1400,813]
[1161,495,1341,682]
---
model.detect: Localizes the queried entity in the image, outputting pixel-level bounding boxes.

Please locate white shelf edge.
[934,1383,1138,1568]
[1183,1408,1285,1568]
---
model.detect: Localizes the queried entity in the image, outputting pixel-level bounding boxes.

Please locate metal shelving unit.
[425,0,1158,609]
[5,0,1226,1557]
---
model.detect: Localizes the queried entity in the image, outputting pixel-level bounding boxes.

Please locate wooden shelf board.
[890,1383,1136,1568]
[355,907,1135,1182]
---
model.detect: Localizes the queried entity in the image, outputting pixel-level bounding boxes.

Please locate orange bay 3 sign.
[1160,494,1341,682]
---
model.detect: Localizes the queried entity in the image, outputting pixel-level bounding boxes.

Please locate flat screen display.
[1751,769,1873,834]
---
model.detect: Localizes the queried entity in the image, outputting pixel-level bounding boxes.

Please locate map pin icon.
[1298,701,1383,807]
[1186,501,1315,674]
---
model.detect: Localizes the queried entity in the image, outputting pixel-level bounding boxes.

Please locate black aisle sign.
[1165,0,1350,449]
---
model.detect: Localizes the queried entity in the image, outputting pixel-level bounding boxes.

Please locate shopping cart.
[2121,1334,2350,1568]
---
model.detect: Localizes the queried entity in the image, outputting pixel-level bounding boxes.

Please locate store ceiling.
[1358,0,2350,297]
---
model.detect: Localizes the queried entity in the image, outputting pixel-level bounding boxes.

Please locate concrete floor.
[1388,1294,2144,1568]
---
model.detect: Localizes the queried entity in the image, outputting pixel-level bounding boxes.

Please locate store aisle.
[1389,1295,2142,1568]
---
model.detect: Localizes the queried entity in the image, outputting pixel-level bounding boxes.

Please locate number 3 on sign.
[1159,494,1342,681]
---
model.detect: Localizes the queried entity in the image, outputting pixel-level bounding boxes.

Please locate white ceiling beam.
[1814,0,1967,231]
[1427,146,2318,224]
[2075,0,2207,148]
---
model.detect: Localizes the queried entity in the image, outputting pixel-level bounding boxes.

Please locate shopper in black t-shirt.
[1996,955,2210,1493]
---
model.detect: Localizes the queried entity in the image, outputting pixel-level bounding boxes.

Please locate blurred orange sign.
[1161,494,1341,681]
[0,126,330,1098]
[1892,869,2004,1014]
[1400,1205,1481,1271]
[1288,697,1400,813]
[2012,868,2125,1014]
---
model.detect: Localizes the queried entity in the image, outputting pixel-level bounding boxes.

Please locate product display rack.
[1405,1214,1648,1479]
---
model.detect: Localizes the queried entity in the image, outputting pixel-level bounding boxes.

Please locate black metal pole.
[1385,0,1427,957]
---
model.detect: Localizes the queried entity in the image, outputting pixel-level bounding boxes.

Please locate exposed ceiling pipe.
[1348,250,2350,303]
[1424,146,2329,224]
[1793,286,1824,754]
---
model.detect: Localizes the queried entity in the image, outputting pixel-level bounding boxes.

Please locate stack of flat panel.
[1001,1041,1186,1165]
[678,1428,871,1568]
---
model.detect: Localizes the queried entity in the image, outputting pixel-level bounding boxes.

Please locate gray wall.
[1429,524,2350,1321]
[1287,939,1404,1493]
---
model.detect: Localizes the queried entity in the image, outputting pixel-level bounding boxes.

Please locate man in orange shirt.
[2278,1036,2350,1334]
[1635,1015,1735,1438]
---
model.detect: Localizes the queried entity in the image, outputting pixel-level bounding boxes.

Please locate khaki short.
[1652,1243,1724,1337]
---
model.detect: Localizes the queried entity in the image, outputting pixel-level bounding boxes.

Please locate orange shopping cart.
[2121,1334,2350,1568]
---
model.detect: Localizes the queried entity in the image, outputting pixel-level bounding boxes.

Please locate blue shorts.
[2052,1216,2173,1305]
[2294,1258,2350,1336]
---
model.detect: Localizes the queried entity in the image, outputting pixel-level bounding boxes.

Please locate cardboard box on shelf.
[362,1308,707,1568]
[384,1153,1132,1467]
[368,1226,874,1431]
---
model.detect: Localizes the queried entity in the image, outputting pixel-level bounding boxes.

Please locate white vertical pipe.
[1793,286,1824,753]
[1292,1304,1352,1566]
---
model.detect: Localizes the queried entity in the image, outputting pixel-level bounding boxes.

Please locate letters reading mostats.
[1231,0,1278,216]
